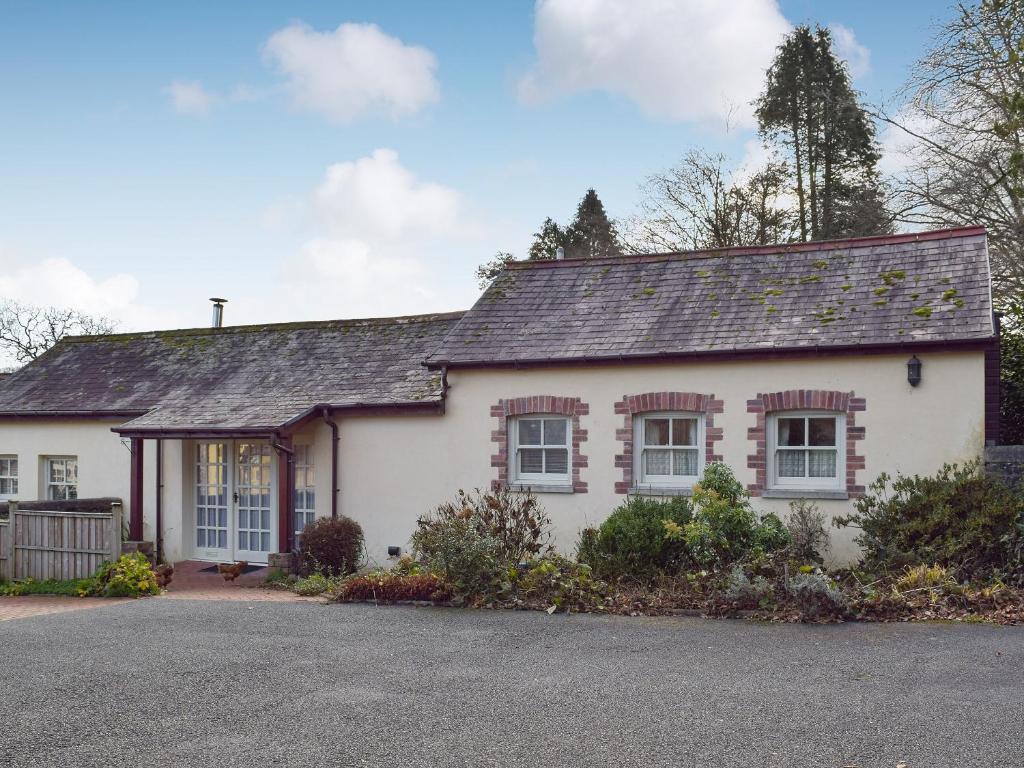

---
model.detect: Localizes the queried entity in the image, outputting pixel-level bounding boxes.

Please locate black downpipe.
[321,406,339,518]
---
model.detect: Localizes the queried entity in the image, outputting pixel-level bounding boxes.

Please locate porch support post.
[276,435,294,553]
[129,437,144,541]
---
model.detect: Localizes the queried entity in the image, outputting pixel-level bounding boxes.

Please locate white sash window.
[634,413,704,490]
[769,412,845,491]
[510,416,570,486]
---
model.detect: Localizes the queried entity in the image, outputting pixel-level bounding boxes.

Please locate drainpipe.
[155,439,163,563]
[439,366,450,415]
[321,406,339,518]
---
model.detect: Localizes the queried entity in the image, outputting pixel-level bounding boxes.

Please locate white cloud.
[312,149,460,240]
[277,148,469,319]
[263,22,440,123]
[518,0,790,127]
[165,80,219,115]
[0,248,187,365]
[877,109,934,177]
[830,23,870,80]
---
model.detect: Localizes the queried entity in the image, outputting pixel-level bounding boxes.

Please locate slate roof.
[0,312,463,432]
[425,227,995,367]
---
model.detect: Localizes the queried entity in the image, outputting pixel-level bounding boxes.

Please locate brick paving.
[0,596,132,622]
[159,560,318,602]
[0,561,315,621]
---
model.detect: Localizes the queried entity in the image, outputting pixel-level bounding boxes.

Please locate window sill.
[507,483,574,494]
[629,486,694,497]
[762,489,849,500]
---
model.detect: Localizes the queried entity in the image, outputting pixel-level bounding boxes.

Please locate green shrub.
[576,495,693,581]
[515,554,608,612]
[298,516,364,577]
[0,577,97,597]
[785,571,847,620]
[724,565,775,608]
[834,461,1024,582]
[293,572,338,596]
[672,463,790,570]
[785,499,831,565]
[91,553,161,597]
[412,487,550,597]
[411,512,505,596]
[338,570,453,603]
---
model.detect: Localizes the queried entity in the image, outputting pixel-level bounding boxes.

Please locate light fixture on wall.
[907,355,922,387]
[387,546,401,558]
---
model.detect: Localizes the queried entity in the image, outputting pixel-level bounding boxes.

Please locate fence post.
[110,501,123,562]
[3,501,16,580]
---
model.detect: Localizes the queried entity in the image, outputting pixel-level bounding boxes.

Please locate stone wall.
[984,445,1024,489]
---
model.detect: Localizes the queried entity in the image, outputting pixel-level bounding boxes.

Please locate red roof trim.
[505,226,988,271]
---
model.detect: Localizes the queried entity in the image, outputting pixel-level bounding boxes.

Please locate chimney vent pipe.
[209,297,227,328]
[555,246,565,260]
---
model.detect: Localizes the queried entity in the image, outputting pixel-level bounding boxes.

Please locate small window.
[45,456,78,501]
[769,412,844,490]
[294,444,316,537]
[0,456,17,498]
[510,416,570,486]
[635,413,703,489]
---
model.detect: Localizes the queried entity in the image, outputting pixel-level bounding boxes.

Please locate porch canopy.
[0,312,463,553]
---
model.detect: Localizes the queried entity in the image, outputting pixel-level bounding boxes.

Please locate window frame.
[508,414,572,488]
[767,411,845,492]
[43,455,79,501]
[293,443,316,537]
[0,455,18,499]
[632,412,705,492]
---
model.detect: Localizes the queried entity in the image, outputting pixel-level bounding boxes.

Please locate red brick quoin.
[613,392,724,494]
[746,390,866,497]
[490,396,589,493]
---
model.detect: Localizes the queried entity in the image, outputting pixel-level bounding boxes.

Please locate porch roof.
[0,311,463,433]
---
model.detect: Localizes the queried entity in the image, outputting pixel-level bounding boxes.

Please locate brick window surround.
[746,390,866,497]
[613,392,724,494]
[490,396,589,493]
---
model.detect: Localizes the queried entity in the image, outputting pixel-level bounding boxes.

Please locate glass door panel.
[235,442,274,562]
[195,442,231,561]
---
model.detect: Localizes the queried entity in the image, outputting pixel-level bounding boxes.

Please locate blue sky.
[0,0,957,338]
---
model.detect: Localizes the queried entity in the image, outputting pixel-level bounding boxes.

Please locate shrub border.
[613,392,724,494]
[746,390,866,497]
[490,396,589,493]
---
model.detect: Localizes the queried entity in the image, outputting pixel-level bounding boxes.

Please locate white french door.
[193,441,276,564]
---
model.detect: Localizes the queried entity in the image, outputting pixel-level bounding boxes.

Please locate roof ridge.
[60,309,468,344]
[505,225,987,271]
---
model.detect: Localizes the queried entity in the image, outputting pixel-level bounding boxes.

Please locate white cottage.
[0,227,1000,566]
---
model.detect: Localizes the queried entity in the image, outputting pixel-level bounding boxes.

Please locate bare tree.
[625,150,797,253]
[0,300,116,365]
[881,0,1024,310]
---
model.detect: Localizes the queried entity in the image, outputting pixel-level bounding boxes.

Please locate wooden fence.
[0,500,122,581]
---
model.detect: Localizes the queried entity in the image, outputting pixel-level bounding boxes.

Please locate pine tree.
[564,189,621,258]
[756,25,890,240]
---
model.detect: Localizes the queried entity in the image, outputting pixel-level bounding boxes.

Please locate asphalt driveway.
[0,599,1021,768]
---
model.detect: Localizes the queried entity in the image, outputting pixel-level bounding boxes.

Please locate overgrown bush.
[411,487,550,596]
[576,495,692,581]
[786,571,847,620]
[292,572,343,596]
[668,463,790,570]
[91,553,161,597]
[834,461,1024,583]
[786,500,831,565]
[298,516,364,577]
[724,565,775,608]
[338,570,453,603]
[515,554,608,612]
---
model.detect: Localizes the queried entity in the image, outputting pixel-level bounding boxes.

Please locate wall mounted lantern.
[907,355,922,387]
